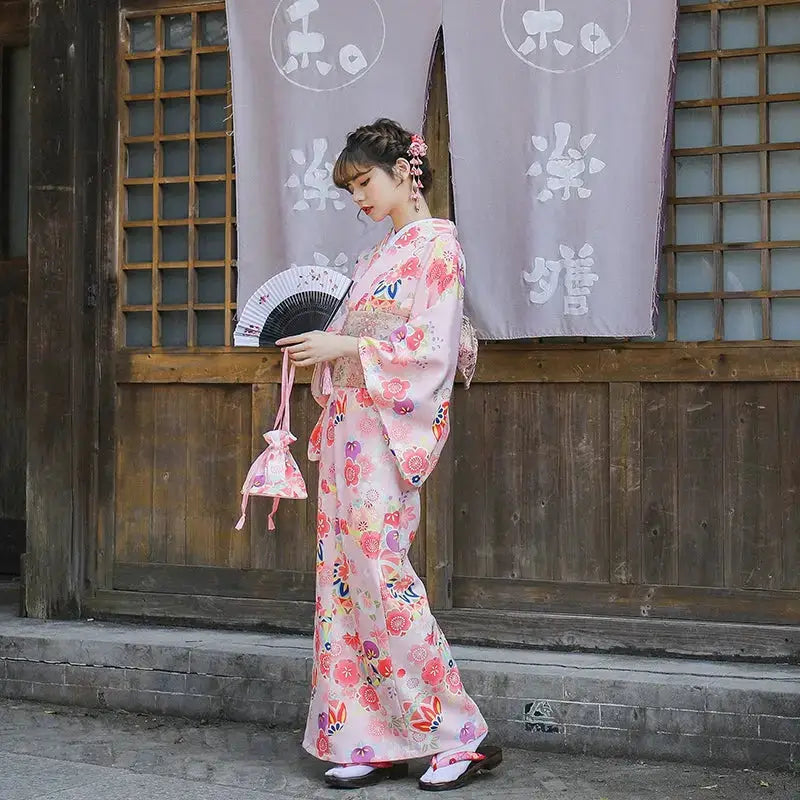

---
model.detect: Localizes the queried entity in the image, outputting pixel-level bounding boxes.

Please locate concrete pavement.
[0,699,798,800]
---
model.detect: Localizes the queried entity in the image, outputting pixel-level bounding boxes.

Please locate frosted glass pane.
[771,249,800,290]
[162,184,189,220]
[161,227,189,262]
[723,202,760,243]
[724,300,761,340]
[125,271,152,306]
[198,183,226,218]
[657,258,668,293]
[196,311,226,346]
[677,300,715,341]
[720,9,759,49]
[199,96,227,132]
[128,101,154,136]
[200,11,228,45]
[198,139,227,175]
[130,18,155,53]
[769,102,800,143]
[162,98,190,135]
[161,269,188,304]
[655,299,667,341]
[165,15,192,50]
[771,298,800,339]
[126,185,152,221]
[126,228,152,263]
[125,312,151,347]
[769,54,800,94]
[676,156,713,197]
[163,141,189,177]
[676,204,714,245]
[127,143,154,178]
[770,151,800,193]
[197,225,226,260]
[128,60,154,94]
[674,108,713,148]
[723,251,761,291]
[676,252,714,292]
[722,153,761,195]
[676,60,712,101]
[678,12,711,52]
[721,104,759,146]
[197,268,226,303]
[770,200,800,240]
[199,53,228,90]
[160,312,187,347]
[721,57,758,98]
[767,5,800,46]
[163,55,190,92]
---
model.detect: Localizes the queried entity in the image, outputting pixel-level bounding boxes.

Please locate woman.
[276,119,501,792]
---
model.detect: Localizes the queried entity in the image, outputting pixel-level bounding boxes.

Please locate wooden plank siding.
[106,378,800,627]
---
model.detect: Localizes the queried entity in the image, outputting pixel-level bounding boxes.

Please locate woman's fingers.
[291,355,317,367]
[275,334,309,346]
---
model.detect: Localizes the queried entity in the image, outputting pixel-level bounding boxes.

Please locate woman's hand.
[276,331,359,367]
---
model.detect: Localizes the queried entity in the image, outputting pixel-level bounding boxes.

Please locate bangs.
[333,145,373,190]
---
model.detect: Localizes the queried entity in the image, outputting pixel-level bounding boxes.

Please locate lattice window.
[118,1,800,347]
[119,3,235,348]
[662,0,800,341]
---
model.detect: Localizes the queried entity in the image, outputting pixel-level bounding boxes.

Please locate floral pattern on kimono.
[302,219,487,764]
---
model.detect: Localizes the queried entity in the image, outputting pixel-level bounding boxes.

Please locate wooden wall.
[102,362,800,636]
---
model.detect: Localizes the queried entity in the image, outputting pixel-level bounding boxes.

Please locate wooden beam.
[26,0,104,618]
[113,562,316,600]
[452,576,800,625]
[116,344,800,385]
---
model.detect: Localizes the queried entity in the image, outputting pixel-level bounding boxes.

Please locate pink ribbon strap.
[235,349,296,532]
[430,751,486,771]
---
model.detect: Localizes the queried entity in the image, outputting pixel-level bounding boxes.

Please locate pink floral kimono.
[302,218,487,764]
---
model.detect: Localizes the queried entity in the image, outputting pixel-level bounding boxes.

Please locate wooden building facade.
[1,0,799,660]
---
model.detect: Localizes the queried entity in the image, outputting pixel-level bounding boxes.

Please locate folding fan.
[234,265,353,347]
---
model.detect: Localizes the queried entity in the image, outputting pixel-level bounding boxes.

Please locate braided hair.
[332,118,433,198]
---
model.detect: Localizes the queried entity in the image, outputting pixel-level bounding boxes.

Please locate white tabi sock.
[324,764,376,780]
[419,732,488,785]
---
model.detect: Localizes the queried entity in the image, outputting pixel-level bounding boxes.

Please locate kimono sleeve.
[358,233,464,488]
[309,252,369,409]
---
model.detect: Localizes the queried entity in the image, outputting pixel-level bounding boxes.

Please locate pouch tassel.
[267,496,281,531]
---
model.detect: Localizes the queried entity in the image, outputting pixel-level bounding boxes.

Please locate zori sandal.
[324,761,409,789]
[417,744,503,792]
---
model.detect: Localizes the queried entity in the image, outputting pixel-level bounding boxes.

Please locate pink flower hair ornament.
[408,133,428,211]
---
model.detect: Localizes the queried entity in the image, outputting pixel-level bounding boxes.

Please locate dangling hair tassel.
[408,134,428,212]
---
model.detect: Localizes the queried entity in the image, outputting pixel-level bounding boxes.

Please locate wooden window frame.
[664,0,800,341]
[118,1,235,348]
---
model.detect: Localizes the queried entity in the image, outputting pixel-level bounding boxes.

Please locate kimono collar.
[386,217,456,249]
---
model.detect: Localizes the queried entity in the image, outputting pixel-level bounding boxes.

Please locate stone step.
[0,608,797,771]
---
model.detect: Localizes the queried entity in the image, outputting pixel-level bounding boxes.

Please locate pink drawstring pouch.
[235,349,307,532]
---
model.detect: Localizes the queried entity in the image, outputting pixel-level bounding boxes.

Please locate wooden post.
[25,0,104,618]
[421,30,455,610]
